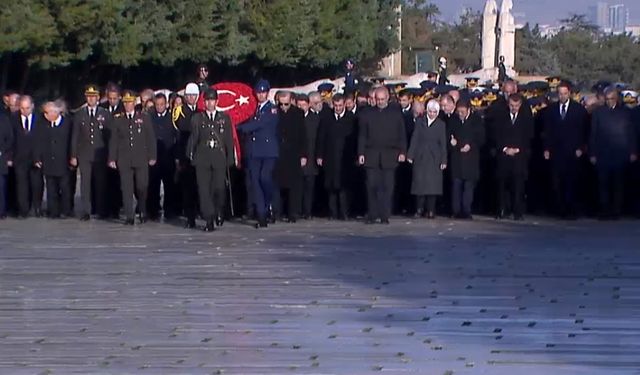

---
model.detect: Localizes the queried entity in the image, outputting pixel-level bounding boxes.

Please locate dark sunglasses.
[279,102,291,107]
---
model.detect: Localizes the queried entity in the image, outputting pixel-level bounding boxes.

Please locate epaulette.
[172,105,185,129]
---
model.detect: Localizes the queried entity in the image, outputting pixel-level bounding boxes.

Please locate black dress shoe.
[80,214,90,221]
[255,219,268,229]
[288,216,297,223]
[381,218,390,225]
[414,209,424,218]
[426,211,435,219]
[302,215,311,220]
[496,210,506,220]
[215,216,224,227]
[364,217,376,225]
[124,218,135,225]
[513,214,524,221]
[185,218,196,228]
[34,209,42,218]
[139,215,147,224]
[204,220,216,232]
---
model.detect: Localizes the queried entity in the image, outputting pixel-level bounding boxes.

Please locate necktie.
[561,104,566,119]
[209,113,213,121]
[24,117,29,132]
[511,114,516,124]
[110,107,115,113]
[128,114,133,120]
[90,108,95,119]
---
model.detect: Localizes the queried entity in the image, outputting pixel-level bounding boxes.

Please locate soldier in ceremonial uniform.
[108,91,157,225]
[101,83,124,218]
[186,89,234,231]
[238,80,279,228]
[70,85,111,220]
[173,83,200,228]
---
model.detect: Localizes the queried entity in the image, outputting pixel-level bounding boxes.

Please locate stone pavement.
[0,216,639,374]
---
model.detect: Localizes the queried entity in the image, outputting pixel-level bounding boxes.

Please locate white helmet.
[185,83,199,96]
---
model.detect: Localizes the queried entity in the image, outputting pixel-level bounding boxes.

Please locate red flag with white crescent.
[198,82,257,166]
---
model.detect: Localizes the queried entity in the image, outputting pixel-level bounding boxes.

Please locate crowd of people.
[1,63,639,231]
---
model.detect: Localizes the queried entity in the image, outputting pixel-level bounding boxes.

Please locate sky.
[428,0,640,25]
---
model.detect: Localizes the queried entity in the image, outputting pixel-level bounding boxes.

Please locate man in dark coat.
[273,91,306,222]
[71,85,112,220]
[173,82,200,228]
[101,83,125,218]
[148,93,178,221]
[186,89,234,231]
[108,91,157,225]
[589,88,637,219]
[317,94,357,220]
[12,95,43,218]
[542,81,589,219]
[296,94,320,219]
[358,87,407,224]
[394,89,414,215]
[448,100,485,219]
[34,102,72,219]
[494,93,534,220]
[0,113,13,219]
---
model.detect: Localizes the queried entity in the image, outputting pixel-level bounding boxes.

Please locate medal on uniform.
[208,139,216,148]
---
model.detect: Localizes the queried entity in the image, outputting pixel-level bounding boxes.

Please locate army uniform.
[173,102,200,226]
[71,94,111,219]
[108,109,157,223]
[187,109,234,229]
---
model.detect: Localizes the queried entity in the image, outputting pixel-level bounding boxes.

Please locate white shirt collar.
[126,111,135,118]
[206,110,217,118]
[158,110,167,117]
[52,116,62,127]
[335,110,346,119]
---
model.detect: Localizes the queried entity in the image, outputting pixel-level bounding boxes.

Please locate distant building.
[589,2,610,29]
[626,25,640,38]
[539,24,563,38]
[609,4,628,34]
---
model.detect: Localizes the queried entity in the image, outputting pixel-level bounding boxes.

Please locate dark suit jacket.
[357,106,406,169]
[590,105,637,168]
[11,112,40,167]
[542,100,588,169]
[494,106,535,178]
[302,111,320,176]
[448,112,486,181]
[0,114,13,175]
[34,115,72,177]
[317,110,357,189]
[109,111,157,168]
[275,106,306,187]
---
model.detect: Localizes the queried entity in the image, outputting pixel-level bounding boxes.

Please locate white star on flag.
[235,95,250,106]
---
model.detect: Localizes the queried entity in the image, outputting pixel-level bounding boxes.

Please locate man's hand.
[398,154,406,162]
[631,154,638,163]
[575,149,583,158]
[149,159,156,166]
[460,144,471,153]
[316,158,323,167]
[440,163,447,170]
[7,160,12,167]
[590,156,597,165]
[407,158,413,164]
[108,161,117,169]
[70,157,78,167]
[358,155,365,165]
[300,157,307,167]
[544,150,550,160]
[34,161,42,169]
[450,135,457,147]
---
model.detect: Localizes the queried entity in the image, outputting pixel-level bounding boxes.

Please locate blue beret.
[254,79,271,93]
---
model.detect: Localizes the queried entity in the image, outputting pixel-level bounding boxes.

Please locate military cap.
[591,80,611,93]
[483,90,498,103]
[254,79,271,93]
[470,93,484,108]
[465,77,480,88]
[434,84,458,95]
[546,76,562,89]
[122,90,137,103]
[419,80,438,91]
[204,89,218,100]
[317,83,334,93]
[622,90,638,105]
[345,58,355,66]
[84,84,100,96]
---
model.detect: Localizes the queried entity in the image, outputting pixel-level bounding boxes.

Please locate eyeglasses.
[279,103,291,107]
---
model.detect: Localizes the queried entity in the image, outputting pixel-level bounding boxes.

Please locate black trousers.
[0,174,6,216]
[14,163,43,216]
[178,163,198,221]
[148,160,178,218]
[107,167,122,217]
[498,172,525,216]
[119,165,149,219]
[597,165,624,216]
[301,175,316,217]
[366,167,395,220]
[79,160,108,217]
[243,162,254,217]
[195,164,226,220]
[394,163,413,214]
[327,189,349,218]
[45,174,71,217]
[416,195,437,213]
[274,182,302,219]
[551,163,579,216]
[452,178,476,216]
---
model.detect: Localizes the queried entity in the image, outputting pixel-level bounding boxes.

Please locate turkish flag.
[197,82,257,166]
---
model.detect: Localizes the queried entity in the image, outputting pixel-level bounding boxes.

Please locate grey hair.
[19,95,34,106]
[308,91,321,101]
[426,99,440,113]
[42,101,63,114]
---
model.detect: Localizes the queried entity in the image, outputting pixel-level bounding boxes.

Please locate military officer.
[108,91,157,225]
[70,85,112,220]
[173,82,200,228]
[238,79,279,228]
[186,89,234,231]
